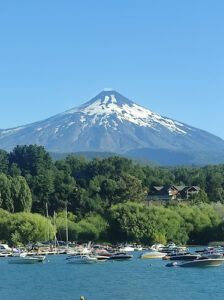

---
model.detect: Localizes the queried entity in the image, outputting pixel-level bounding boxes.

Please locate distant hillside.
[49,151,158,167]
[125,148,224,166]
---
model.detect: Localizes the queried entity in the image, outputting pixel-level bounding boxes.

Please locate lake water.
[1,250,224,300]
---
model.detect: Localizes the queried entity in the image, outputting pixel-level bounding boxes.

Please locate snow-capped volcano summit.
[63,90,187,135]
[0,90,224,165]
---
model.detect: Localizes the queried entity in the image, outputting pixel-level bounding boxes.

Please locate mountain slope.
[0,90,224,165]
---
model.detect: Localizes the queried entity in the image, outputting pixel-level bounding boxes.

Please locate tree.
[9,163,21,177]
[11,176,32,212]
[55,211,80,242]
[190,190,209,204]
[0,210,54,246]
[65,154,88,182]
[0,174,14,212]
[31,170,55,214]
[115,174,146,204]
[8,145,53,176]
[0,150,9,174]
[52,168,77,213]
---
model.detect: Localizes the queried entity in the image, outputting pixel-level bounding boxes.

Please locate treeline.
[2,202,224,246]
[1,145,224,215]
[1,144,224,245]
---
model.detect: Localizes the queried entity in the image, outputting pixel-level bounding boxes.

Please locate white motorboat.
[0,244,12,257]
[0,252,11,257]
[94,255,109,262]
[150,244,165,251]
[8,255,45,264]
[32,255,46,262]
[118,245,135,252]
[134,245,143,251]
[66,254,97,264]
[140,251,167,259]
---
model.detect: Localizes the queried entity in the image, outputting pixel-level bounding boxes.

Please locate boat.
[159,244,187,254]
[179,257,224,267]
[134,245,143,251]
[66,254,97,264]
[0,244,12,257]
[202,252,224,259]
[166,257,224,267]
[108,252,133,260]
[32,255,46,262]
[8,255,45,264]
[149,243,165,251]
[163,252,200,261]
[94,255,109,262]
[118,244,135,252]
[0,252,11,257]
[200,248,224,259]
[140,251,166,259]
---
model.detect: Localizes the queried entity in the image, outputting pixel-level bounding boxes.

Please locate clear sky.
[0,0,224,139]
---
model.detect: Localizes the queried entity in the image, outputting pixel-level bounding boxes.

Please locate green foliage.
[108,202,219,245]
[170,203,219,244]
[77,220,99,242]
[0,150,9,174]
[210,202,224,221]
[0,174,14,212]
[2,145,224,216]
[0,209,53,246]
[55,215,80,241]
[8,145,53,176]
[11,176,32,212]
[1,145,224,245]
[190,190,209,204]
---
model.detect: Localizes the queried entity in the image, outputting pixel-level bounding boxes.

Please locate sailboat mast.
[46,203,50,249]
[65,203,69,249]
[53,211,57,250]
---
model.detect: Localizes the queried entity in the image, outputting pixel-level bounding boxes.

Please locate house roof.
[173,186,188,191]
[151,185,200,195]
[153,186,163,191]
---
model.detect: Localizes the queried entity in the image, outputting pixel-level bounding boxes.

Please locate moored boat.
[140,251,166,259]
[94,255,109,262]
[179,258,224,267]
[163,252,200,261]
[66,254,97,264]
[8,255,45,264]
[108,252,133,260]
[166,257,224,267]
[118,244,135,252]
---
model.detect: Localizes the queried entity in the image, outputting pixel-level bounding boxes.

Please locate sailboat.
[56,204,75,255]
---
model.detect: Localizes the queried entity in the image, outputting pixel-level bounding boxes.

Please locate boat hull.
[8,257,41,264]
[66,256,97,264]
[179,258,224,267]
[140,251,166,259]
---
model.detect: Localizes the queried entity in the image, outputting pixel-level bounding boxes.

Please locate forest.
[1,145,224,246]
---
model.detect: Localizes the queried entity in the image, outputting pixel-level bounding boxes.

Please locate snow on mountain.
[62,91,187,134]
[0,90,224,165]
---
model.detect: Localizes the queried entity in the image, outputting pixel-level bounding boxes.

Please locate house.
[148,185,200,202]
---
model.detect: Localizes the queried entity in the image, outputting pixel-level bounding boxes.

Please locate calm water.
[1,250,224,300]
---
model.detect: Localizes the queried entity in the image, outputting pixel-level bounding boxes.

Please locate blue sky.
[0,0,224,139]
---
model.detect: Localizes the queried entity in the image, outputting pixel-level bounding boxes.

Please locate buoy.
[80,297,84,300]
